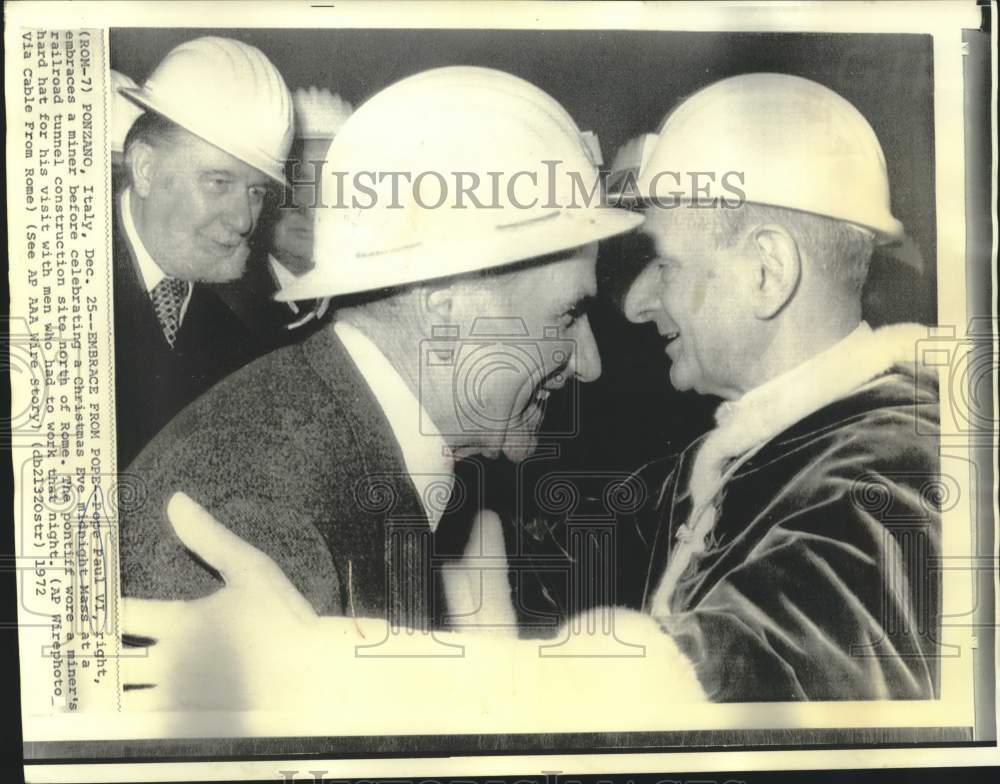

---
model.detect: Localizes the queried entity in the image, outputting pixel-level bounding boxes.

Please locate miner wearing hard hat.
[612,73,941,701]
[215,86,353,347]
[119,67,645,655]
[112,36,294,466]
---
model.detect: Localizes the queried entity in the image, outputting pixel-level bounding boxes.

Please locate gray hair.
[708,203,875,293]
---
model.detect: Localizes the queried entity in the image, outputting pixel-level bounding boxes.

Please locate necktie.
[150,277,189,348]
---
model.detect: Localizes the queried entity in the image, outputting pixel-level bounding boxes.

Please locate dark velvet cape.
[618,364,941,701]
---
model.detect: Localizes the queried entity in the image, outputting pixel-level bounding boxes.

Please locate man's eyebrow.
[199,169,272,189]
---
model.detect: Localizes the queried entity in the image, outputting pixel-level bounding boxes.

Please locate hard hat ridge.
[110,70,144,155]
[276,66,643,302]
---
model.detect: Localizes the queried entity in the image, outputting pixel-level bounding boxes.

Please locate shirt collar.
[120,188,193,313]
[121,188,167,293]
[334,321,455,531]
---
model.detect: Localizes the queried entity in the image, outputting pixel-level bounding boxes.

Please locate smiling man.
[616,73,941,701]
[119,67,641,643]
[113,36,293,465]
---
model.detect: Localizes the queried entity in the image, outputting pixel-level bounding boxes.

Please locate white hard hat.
[119,36,293,183]
[276,66,642,301]
[293,86,353,140]
[627,73,904,243]
[110,70,144,154]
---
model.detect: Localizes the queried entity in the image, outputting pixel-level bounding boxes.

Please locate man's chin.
[452,444,500,461]
[668,366,695,394]
[453,426,540,463]
[501,435,539,464]
[195,249,250,283]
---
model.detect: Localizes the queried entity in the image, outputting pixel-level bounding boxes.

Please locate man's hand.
[121,492,379,710]
[121,493,707,720]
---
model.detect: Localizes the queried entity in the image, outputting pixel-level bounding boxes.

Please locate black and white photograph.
[4,2,996,782]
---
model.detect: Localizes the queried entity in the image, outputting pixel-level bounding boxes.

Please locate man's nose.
[623,263,661,324]
[568,315,602,383]
[222,192,256,236]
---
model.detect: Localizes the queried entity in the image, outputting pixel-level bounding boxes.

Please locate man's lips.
[520,376,565,417]
[205,235,244,252]
[660,331,681,359]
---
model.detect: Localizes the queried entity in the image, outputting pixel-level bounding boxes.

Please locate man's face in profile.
[447,243,603,463]
[623,208,752,400]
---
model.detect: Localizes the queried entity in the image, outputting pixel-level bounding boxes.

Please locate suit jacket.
[120,326,441,627]
[113,192,260,467]
[620,365,941,701]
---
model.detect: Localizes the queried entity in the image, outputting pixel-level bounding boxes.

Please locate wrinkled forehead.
[477,242,599,304]
[639,206,719,257]
[160,126,272,186]
[530,242,599,295]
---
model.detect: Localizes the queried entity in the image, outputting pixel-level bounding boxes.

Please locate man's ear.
[423,283,457,323]
[126,141,158,199]
[748,224,801,319]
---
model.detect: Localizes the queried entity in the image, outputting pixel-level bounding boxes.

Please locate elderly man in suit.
[119,66,649,696]
[112,36,293,466]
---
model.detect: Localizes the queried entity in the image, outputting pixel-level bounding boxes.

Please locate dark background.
[111,27,937,472]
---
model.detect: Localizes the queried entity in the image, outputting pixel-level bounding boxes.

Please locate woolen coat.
[119,325,441,628]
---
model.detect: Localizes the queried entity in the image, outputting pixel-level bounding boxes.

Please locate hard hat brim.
[275,207,644,301]
[119,87,287,184]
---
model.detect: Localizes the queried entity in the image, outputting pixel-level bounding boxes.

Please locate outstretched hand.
[120,493,707,719]
[120,492,379,710]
